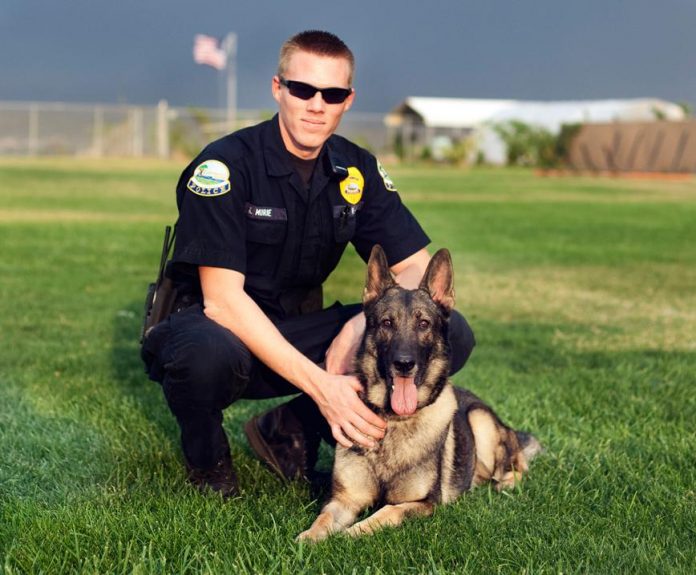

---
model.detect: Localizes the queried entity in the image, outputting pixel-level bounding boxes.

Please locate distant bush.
[443,137,476,166]
[493,120,582,168]
[677,101,693,117]
[393,132,405,161]
[554,123,583,167]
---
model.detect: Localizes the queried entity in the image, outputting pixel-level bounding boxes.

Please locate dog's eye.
[381,318,393,329]
[418,319,430,330]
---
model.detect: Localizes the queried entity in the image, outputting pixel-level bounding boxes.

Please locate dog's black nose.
[393,358,415,374]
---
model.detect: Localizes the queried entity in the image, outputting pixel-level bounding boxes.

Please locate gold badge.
[339,167,364,205]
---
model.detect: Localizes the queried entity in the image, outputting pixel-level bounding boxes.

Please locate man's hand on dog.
[313,373,386,449]
[321,313,385,448]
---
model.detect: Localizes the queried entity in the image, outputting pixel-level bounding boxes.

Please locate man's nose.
[307,91,325,111]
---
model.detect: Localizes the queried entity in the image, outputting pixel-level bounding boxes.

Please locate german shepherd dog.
[298,246,541,541]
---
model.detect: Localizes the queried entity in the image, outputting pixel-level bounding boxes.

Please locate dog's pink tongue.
[391,376,418,415]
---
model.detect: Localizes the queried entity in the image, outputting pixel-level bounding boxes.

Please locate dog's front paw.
[345,521,375,538]
[296,528,328,543]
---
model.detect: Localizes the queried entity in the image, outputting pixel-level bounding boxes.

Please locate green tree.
[492,120,581,168]
[677,101,693,117]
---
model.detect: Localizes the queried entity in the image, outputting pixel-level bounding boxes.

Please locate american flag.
[193,35,227,70]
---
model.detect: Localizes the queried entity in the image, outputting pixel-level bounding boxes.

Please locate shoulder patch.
[377,159,397,192]
[339,166,364,205]
[187,160,231,197]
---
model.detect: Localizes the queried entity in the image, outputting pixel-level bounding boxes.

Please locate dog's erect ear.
[363,245,395,306]
[419,248,455,311]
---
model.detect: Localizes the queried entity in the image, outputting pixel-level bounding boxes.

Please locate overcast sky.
[2,0,695,113]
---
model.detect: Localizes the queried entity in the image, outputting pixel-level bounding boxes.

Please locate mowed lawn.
[1,158,694,574]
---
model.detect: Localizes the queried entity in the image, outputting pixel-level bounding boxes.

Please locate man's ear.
[363,245,395,306]
[271,76,282,103]
[419,249,455,312]
[342,88,355,113]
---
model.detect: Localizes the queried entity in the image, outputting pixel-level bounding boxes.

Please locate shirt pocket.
[332,203,361,243]
[245,203,287,245]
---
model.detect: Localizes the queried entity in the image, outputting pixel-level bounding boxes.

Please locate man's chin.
[293,134,329,156]
[299,128,330,144]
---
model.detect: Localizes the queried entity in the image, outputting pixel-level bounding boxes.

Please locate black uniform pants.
[141,302,475,469]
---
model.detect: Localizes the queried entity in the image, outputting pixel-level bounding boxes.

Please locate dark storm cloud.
[2,0,694,112]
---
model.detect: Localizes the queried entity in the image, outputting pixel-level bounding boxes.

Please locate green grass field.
[1,158,694,574]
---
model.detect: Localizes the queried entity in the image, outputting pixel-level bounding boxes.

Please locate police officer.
[142,30,475,498]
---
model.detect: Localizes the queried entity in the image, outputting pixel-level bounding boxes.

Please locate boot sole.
[244,416,289,482]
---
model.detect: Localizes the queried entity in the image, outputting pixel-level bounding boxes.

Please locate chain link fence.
[0,100,391,159]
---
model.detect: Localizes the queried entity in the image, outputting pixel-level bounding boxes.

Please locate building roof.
[387,97,685,132]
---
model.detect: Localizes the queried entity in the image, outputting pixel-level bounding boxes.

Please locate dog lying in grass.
[298,246,541,541]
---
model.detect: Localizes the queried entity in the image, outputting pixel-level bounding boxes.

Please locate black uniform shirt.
[171,115,430,320]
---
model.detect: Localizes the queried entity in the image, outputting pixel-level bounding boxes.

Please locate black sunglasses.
[278,77,353,104]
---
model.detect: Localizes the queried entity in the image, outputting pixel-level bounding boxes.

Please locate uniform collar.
[263,114,346,182]
[263,115,294,177]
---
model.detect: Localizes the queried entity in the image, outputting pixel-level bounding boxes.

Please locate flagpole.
[223,33,237,132]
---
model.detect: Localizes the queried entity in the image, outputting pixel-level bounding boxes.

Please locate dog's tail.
[516,431,543,461]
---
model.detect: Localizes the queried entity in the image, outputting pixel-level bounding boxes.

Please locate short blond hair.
[278,30,355,86]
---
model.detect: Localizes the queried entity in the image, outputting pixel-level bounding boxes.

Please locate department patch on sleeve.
[187,160,231,197]
[377,159,397,192]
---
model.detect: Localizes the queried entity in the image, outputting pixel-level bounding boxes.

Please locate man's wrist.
[292,360,326,403]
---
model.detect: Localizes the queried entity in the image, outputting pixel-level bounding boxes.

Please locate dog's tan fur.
[298,246,541,542]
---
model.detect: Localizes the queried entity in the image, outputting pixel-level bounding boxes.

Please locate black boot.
[186,451,239,499]
[244,395,324,482]
[175,407,239,499]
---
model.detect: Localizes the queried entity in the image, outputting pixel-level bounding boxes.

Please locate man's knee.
[145,306,253,410]
[168,335,251,410]
[449,310,476,374]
